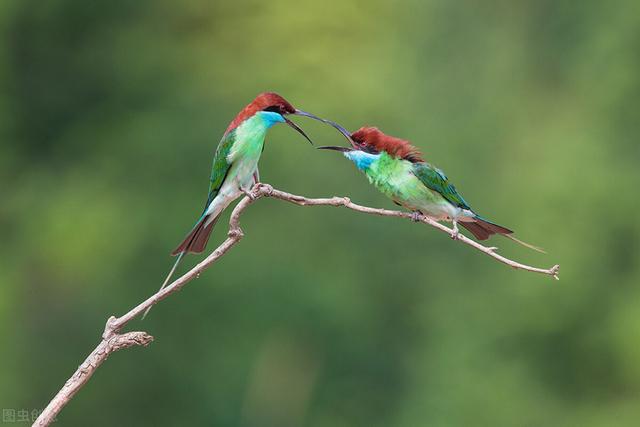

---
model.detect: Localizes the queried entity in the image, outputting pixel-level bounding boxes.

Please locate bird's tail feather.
[462,216,545,253]
[142,213,222,320]
[171,213,221,256]
[142,251,185,320]
[503,234,546,253]
[460,216,512,241]
[460,221,491,240]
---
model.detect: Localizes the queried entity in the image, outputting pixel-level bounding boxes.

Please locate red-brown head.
[225,92,295,134]
[318,126,423,163]
[351,127,422,162]
[224,92,333,144]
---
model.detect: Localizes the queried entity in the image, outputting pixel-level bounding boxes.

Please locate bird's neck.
[224,115,273,165]
[226,110,284,138]
[255,111,285,127]
[232,112,282,140]
[349,151,412,188]
[344,150,380,171]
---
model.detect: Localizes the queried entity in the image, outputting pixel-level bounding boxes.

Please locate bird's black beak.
[292,109,325,122]
[283,116,314,145]
[316,145,353,152]
[293,109,356,148]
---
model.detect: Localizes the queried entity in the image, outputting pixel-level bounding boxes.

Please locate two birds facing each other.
[143,91,541,317]
[176,91,529,253]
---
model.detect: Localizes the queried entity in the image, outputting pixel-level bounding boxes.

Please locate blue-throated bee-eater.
[145,92,340,317]
[319,126,541,251]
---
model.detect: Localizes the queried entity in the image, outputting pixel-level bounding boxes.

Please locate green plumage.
[411,162,471,211]
[358,152,466,220]
[342,149,516,241]
[204,130,235,210]
[172,112,274,255]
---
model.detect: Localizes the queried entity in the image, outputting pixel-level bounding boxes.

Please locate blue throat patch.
[257,111,286,128]
[345,151,379,170]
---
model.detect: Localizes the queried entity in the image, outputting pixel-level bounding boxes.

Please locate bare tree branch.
[32,331,153,426]
[34,183,559,426]
[265,185,559,279]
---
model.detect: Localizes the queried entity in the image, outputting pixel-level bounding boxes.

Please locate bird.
[144,92,338,318]
[318,126,542,251]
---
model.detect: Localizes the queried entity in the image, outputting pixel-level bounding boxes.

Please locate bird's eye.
[263,106,281,113]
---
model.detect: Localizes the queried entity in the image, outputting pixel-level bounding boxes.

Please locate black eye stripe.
[263,106,281,113]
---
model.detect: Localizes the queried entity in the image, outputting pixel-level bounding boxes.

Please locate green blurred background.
[1,0,639,425]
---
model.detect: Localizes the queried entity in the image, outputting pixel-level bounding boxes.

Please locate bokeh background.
[1,0,639,425]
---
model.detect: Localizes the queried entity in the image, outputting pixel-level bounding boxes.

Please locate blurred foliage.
[1,0,640,426]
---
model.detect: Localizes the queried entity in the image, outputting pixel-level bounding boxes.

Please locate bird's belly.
[205,177,242,217]
[406,191,457,220]
[413,193,461,220]
[228,157,259,193]
[225,133,264,192]
[206,156,259,217]
[236,156,259,188]
[376,172,459,220]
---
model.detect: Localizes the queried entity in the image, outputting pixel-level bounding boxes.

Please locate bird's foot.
[410,211,423,222]
[450,222,460,240]
[256,183,273,195]
[241,188,256,201]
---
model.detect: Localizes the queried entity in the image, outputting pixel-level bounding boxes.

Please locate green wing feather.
[170,130,238,256]
[203,130,236,211]
[411,162,472,210]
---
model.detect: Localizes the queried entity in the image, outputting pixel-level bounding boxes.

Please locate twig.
[34,183,558,426]
[264,186,559,279]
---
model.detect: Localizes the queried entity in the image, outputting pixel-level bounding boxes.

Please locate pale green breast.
[366,153,449,213]
[228,114,269,161]
[225,114,270,186]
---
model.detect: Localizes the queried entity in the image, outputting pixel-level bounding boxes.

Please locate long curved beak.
[283,116,314,145]
[292,109,325,122]
[293,110,356,148]
[317,145,353,152]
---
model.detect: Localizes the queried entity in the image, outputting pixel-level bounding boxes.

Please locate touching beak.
[292,109,326,122]
[284,116,314,145]
[316,145,353,152]
[293,109,357,148]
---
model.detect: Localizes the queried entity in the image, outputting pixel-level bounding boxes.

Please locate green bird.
[319,126,542,250]
[145,92,337,318]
